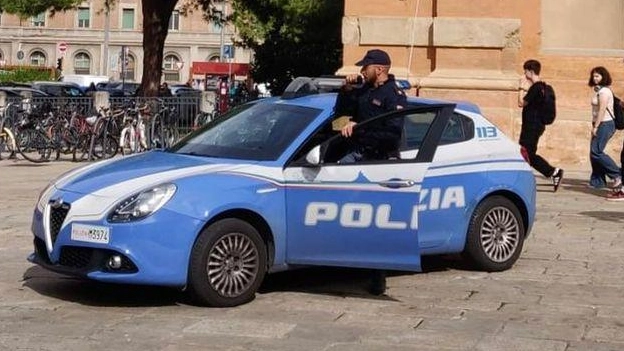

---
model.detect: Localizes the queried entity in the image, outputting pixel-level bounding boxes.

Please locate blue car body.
[29,91,536,293]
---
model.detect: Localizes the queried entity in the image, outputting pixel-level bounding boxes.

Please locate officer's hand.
[345,74,364,85]
[341,121,357,137]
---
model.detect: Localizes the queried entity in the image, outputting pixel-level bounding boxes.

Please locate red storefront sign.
[191,61,250,76]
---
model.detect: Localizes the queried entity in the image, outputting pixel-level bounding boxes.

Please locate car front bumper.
[29,204,204,287]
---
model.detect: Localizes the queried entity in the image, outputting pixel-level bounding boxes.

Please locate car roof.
[281,77,481,115]
[0,87,21,97]
[32,81,81,87]
[2,87,50,96]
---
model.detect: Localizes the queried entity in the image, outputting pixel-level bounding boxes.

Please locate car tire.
[188,218,267,307]
[463,195,525,272]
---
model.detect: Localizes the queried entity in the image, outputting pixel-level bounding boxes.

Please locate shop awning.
[191,62,250,76]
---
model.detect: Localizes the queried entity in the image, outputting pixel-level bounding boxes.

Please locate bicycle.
[0,103,18,161]
[119,103,149,155]
[150,102,180,149]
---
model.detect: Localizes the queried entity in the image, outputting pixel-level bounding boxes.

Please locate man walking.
[518,59,564,191]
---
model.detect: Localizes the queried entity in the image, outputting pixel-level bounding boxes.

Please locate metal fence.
[1,95,202,135]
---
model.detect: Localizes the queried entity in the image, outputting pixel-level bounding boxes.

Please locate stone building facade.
[339,0,624,170]
[0,0,251,85]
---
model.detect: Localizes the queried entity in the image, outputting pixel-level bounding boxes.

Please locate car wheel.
[464,195,525,271]
[188,218,267,307]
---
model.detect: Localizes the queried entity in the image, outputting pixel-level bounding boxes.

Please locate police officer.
[333,49,406,295]
[335,49,407,163]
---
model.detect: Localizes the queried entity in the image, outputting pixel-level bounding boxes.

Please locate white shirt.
[592,87,614,123]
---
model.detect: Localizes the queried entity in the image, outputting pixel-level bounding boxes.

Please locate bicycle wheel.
[0,127,18,160]
[91,134,119,159]
[163,127,180,148]
[16,128,53,163]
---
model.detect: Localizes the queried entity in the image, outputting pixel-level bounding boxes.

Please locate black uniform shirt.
[334,75,407,158]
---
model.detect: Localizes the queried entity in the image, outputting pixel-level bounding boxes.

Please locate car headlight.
[108,183,177,223]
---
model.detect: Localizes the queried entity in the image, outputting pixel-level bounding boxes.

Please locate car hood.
[54,151,256,196]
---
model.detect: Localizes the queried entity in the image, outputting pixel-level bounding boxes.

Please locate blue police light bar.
[395,79,411,90]
[282,76,412,100]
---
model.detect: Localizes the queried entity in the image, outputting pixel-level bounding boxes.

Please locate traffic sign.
[223,45,234,59]
[57,42,68,56]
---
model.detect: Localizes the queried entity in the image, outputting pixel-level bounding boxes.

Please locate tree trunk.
[140,0,178,97]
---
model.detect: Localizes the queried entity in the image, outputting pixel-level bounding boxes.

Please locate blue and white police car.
[29,77,536,307]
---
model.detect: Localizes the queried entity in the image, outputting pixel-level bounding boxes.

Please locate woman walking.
[587,66,621,191]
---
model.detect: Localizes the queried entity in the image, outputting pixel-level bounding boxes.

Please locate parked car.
[60,74,109,89]
[1,87,50,98]
[28,77,536,307]
[30,81,86,97]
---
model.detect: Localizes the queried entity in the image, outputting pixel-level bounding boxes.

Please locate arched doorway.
[74,52,91,74]
[121,54,135,81]
[162,54,181,82]
[29,50,47,66]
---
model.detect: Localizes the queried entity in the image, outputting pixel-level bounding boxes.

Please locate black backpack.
[539,82,557,125]
[606,89,624,130]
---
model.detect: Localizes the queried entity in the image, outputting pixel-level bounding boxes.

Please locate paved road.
[1,160,623,351]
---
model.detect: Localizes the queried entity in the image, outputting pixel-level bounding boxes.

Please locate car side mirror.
[305,145,322,166]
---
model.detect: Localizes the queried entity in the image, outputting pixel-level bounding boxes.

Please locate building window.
[0,50,5,66]
[169,10,180,31]
[163,54,180,70]
[32,13,46,27]
[29,51,46,66]
[78,7,90,28]
[163,54,180,82]
[74,52,91,74]
[122,8,135,29]
[121,54,135,81]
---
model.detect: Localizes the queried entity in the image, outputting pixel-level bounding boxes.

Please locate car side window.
[439,113,474,145]
[291,108,444,165]
[400,111,437,151]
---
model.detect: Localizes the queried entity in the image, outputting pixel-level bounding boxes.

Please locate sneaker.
[612,177,622,190]
[606,190,624,201]
[552,168,564,192]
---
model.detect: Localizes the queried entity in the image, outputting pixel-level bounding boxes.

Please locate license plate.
[71,224,110,244]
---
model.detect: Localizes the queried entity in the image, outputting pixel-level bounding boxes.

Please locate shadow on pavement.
[22,255,475,306]
[578,211,624,223]
[22,266,184,307]
[548,176,607,197]
[3,162,52,167]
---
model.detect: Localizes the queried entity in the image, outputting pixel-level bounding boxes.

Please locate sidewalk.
[1,160,623,351]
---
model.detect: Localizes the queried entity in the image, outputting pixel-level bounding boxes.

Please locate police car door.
[283,105,455,271]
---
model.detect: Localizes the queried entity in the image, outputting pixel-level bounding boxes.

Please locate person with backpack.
[584,66,622,194]
[518,59,564,192]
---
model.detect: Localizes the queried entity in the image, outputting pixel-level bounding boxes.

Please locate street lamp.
[103,3,111,77]
[218,0,228,62]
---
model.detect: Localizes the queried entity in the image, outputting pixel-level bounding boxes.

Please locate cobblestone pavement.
[1,160,623,351]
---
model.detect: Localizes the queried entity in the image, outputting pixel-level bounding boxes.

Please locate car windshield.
[170,102,321,161]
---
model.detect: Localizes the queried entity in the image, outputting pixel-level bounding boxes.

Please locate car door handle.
[378,179,416,189]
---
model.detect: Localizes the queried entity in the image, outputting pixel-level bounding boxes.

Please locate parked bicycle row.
[0,96,204,163]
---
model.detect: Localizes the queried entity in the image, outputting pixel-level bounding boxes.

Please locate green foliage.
[230,0,343,95]
[0,0,83,17]
[0,0,345,96]
[0,67,55,82]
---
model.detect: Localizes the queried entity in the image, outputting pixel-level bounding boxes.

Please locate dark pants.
[519,124,555,178]
[621,139,624,180]
[589,120,620,188]
[367,269,386,295]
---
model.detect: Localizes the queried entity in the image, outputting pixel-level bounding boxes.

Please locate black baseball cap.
[355,49,391,66]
